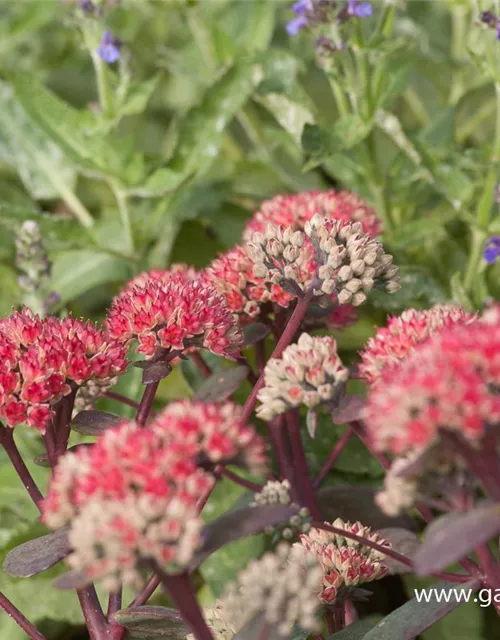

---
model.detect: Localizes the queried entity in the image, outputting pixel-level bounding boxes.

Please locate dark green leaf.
[317,487,417,532]
[193,365,249,403]
[301,123,336,172]
[242,323,271,346]
[4,526,70,578]
[362,579,481,640]
[192,504,299,569]
[113,606,187,638]
[327,618,377,639]
[414,504,500,576]
[71,410,123,436]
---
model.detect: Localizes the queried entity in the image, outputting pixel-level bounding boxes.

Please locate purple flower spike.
[347,0,373,18]
[484,236,500,264]
[286,15,308,35]
[97,31,122,64]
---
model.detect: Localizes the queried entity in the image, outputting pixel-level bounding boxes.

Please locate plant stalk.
[0,591,48,640]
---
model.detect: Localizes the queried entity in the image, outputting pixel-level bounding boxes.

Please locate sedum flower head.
[223,543,323,637]
[43,421,214,590]
[257,333,348,421]
[365,320,500,456]
[151,400,267,476]
[106,277,243,359]
[125,264,199,292]
[296,519,390,603]
[0,309,127,432]
[246,215,399,304]
[359,304,476,384]
[251,480,311,539]
[244,190,380,241]
[187,601,237,640]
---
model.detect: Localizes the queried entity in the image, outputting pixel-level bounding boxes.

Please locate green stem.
[42,157,94,229]
[110,180,134,255]
[91,51,114,118]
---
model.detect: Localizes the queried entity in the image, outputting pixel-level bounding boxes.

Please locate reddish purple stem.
[0,591,48,640]
[104,390,140,410]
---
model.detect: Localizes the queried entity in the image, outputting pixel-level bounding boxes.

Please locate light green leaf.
[255,92,314,143]
[333,114,372,149]
[168,60,259,178]
[0,265,20,315]
[0,82,77,200]
[118,74,161,119]
[9,73,125,178]
[50,250,130,303]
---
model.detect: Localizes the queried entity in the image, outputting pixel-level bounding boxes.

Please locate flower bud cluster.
[296,519,390,603]
[223,543,323,637]
[251,480,311,539]
[152,400,267,476]
[43,419,215,589]
[15,221,51,296]
[243,190,381,242]
[0,308,127,432]
[360,304,475,384]
[73,376,118,415]
[257,333,348,421]
[186,601,237,640]
[106,277,243,359]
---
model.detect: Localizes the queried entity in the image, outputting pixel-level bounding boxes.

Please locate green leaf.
[113,606,187,638]
[0,81,77,200]
[327,618,378,639]
[362,579,481,640]
[168,61,259,178]
[370,266,446,311]
[333,114,372,149]
[50,250,130,304]
[0,264,19,315]
[198,478,264,597]
[450,271,473,309]
[118,74,161,119]
[301,123,336,172]
[9,73,125,178]
[255,92,314,143]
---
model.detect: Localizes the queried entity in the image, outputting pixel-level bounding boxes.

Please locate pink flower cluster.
[206,188,381,328]
[365,318,500,455]
[43,420,215,588]
[124,263,198,291]
[243,190,381,242]
[107,277,243,359]
[359,304,475,384]
[152,400,268,475]
[296,519,390,604]
[0,309,127,432]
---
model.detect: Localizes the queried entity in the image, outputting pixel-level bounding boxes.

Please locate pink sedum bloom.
[106,277,243,359]
[365,320,500,456]
[152,400,268,476]
[296,518,390,604]
[243,190,381,242]
[43,420,214,589]
[124,264,199,292]
[0,309,127,432]
[359,304,476,384]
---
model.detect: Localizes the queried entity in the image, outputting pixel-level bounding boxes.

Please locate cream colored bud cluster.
[257,333,348,421]
[222,543,323,637]
[67,494,203,592]
[186,601,237,640]
[304,214,400,305]
[251,480,311,540]
[246,224,310,293]
[73,376,118,415]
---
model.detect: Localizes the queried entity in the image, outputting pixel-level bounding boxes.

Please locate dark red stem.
[268,416,297,494]
[241,286,316,423]
[77,586,108,640]
[107,588,122,618]
[136,382,160,426]
[158,571,214,640]
[218,467,263,492]
[104,391,140,410]
[286,409,321,519]
[55,388,78,457]
[313,427,353,488]
[190,352,212,379]
[0,591,48,640]
[0,427,43,510]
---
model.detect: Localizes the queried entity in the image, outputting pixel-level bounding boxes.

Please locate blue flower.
[484,236,500,264]
[347,0,373,18]
[286,0,314,35]
[80,0,95,12]
[97,31,122,64]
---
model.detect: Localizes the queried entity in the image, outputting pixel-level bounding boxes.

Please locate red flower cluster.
[43,421,215,588]
[365,320,500,455]
[243,190,381,242]
[0,309,127,432]
[124,263,198,291]
[106,277,243,358]
[152,400,267,475]
[359,304,475,384]
[296,519,390,604]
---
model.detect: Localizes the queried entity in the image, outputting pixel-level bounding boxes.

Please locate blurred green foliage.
[1,0,500,637]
